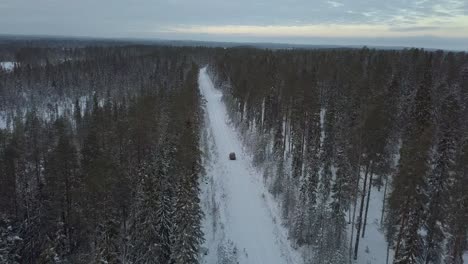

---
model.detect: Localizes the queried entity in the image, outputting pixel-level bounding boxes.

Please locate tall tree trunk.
[349,166,361,263]
[35,155,41,193]
[301,113,307,159]
[381,177,388,226]
[65,170,72,252]
[282,114,287,159]
[394,205,408,261]
[354,160,371,260]
[386,242,391,264]
[349,137,362,264]
[362,167,373,238]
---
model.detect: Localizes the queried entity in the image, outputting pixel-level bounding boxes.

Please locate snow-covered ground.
[0,111,7,129]
[0,94,92,130]
[351,184,393,264]
[199,67,302,264]
[0,61,15,71]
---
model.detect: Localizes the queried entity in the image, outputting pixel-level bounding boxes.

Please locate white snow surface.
[199,67,302,264]
[0,61,15,71]
[352,184,393,264]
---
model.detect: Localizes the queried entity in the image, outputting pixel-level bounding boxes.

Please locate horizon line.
[0,33,466,52]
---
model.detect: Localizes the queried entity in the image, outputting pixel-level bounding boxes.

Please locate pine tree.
[43,119,79,259]
[271,119,285,198]
[128,161,162,263]
[170,67,204,264]
[320,98,336,203]
[425,94,461,264]
[292,182,309,245]
[444,138,468,264]
[155,146,175,264]
[171,173,204,264]
[329,144,351,262]
[303,70,322,239]
[390,59,434,264]
[0,216,22,264]
[290,102,304,179]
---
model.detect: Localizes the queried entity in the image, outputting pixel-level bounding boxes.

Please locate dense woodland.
[1,40,468,263]
[0,44,204,263]
[208,48,468,263]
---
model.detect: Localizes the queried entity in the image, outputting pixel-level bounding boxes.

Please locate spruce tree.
[390,59,433,264]
[425,94,461,264]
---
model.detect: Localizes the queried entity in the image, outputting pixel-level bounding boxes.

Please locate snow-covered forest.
[207,48,468,264]
[1,39,467,263]
[0,42,206,263]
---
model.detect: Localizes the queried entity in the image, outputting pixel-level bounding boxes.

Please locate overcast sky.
[1,0,467,50]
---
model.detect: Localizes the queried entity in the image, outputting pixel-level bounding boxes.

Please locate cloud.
[390,26,442,32]
[164,16,468,39]
[0,0,467,49]
[327,1,344,8]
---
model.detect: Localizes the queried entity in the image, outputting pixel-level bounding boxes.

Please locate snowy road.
[199,67,302,264]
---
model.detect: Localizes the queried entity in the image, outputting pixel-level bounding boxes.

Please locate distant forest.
[1,40,467,263]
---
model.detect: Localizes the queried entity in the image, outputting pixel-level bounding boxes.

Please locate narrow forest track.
[199,67,302,264]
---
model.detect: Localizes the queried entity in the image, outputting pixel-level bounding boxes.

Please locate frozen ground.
[198,67,302,264]
[0,61,15,71]
[351,184,394,264]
